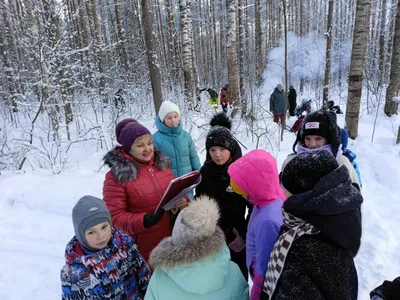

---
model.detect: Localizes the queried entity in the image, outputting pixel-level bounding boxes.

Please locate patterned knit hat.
[116,119,151,153]
[72,195,112,251]
[158,101,180,122]
[281,150,339,195]
[293,110,341,157]
[206,126,236,154]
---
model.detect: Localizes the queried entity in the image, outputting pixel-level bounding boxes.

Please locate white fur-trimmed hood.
[149,196,225,269]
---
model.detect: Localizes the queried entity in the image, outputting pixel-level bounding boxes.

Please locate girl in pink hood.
[228,149,285,300]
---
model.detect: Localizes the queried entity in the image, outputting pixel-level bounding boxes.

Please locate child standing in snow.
[282,110,361,190]
[262,150,362,300]
[60,195,151,299]
[153,101,201,180]
[228,149,284,300]
[145,196,249,300]
[195,122,251,280]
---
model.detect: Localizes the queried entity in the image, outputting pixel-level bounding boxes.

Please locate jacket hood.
[155,116,183,135]
[228,149,285,206]
[65,228,123,265]
[274,87,283,93]
[103,147,170,182]
[283,165,363,255]
[149,227,230,294]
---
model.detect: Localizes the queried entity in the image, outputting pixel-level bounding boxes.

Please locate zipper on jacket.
[147,166,162,199]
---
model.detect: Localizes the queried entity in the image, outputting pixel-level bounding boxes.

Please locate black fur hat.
[210,112,232,130]
[282,150,339,195]
[292,110,341,157]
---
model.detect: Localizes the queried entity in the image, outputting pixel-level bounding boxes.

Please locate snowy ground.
[1,111,399,299]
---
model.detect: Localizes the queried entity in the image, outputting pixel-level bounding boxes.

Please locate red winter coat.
[103,147,175,262]
[290,115,305,133]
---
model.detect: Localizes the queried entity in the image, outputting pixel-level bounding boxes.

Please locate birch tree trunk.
[180,0,196,107]
[281,0,288,141]
[384,1,400,116]
[345,0,372,139]
[226,0,240,111]
[322,0,334,107]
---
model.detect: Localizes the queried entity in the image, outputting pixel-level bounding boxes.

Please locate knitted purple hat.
[116,119,151,153]
[115,118,137,144]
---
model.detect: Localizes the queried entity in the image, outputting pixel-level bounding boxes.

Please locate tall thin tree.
[141,0,164,113]
[226,0,240,111]
[384,1,400,117]
[180,0,196,107]
[322,0,334,107]
[345,0,372,139]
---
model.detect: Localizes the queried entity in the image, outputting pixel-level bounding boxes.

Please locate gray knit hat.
[72,195,112,251]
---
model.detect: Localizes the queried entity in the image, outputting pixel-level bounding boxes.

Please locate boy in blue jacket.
[60,195,150,299]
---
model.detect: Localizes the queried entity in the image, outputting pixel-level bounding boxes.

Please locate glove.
[143,209,165,228]
[228,228,246,252]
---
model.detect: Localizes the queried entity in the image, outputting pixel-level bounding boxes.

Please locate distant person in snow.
[270,84,286,123]
[327,100,343,114]
[370,277,400,300]
[220,84,230,113]
[290,111,307,133]
[295,98,312,117]
[281,110,361,191]
[199,87,220,107]
[114,88,126,110]
[145,196,249,300]
[196,116,251,280]
[228,150,284,300]
[60,195,151,299]
[288,85,297,117]
[261,150,362,300]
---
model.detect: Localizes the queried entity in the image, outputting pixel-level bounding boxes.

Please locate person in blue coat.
[145,195,249,300]
[153,101,201,180]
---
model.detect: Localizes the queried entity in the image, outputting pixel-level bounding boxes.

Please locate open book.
[154,171,202,213]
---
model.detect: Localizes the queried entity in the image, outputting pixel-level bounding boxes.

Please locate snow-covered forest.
[1,0,400,299]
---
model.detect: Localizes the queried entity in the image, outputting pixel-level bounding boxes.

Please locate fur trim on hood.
[149,196,225,269]
[149,226,225,269]
[103,147,171,183]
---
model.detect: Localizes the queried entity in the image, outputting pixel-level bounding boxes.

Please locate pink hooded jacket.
[228,149,285,300]
[228,149,285,206]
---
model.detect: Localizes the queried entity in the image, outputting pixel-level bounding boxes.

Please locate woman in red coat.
[103,118,188,262]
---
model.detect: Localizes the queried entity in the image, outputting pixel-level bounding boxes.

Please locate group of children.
[60,101,392,300]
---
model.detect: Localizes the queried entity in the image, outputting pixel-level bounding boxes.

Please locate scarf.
[263,209,320,298]
[297,144,343,159]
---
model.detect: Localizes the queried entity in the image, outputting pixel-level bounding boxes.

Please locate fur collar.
[149,227,225,269]
[103,147,171,182]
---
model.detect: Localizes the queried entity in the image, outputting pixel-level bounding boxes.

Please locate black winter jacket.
[195,159,251,243]
[261,165,363,300]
